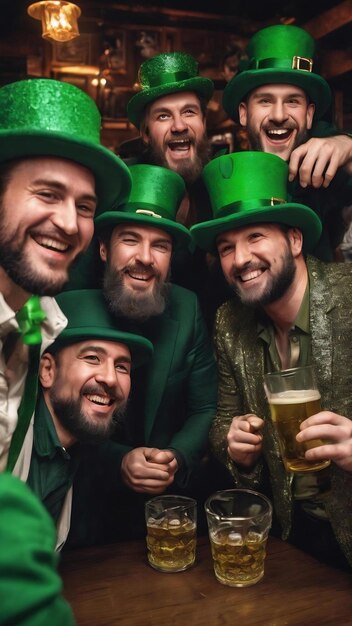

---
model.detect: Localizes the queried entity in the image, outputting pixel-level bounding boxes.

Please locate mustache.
[123,262,162,279]
[29,226,75,243]
[166,130,194,141]
[231,261,269,278]
[263,123,297,131]
[81,382,123,402]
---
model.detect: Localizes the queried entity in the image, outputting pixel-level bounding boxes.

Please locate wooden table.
[60,535,352,626]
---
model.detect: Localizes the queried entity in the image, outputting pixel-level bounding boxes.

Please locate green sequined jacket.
[211,256,352,565]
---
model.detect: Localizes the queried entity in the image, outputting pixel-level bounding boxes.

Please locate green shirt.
[27,393,80,523]
[257,278,330,519]
[257,281,311,372]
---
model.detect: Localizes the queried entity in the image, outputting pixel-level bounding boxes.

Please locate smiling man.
[0,78,131,473]
[191,151,352,570]
[127,52,213,187]
[222,25,352,260]
[85,163,218,541]
[18,289,152,549]
[239,84,315,164]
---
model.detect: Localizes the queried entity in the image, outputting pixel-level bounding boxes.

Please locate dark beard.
[49,390,127,444]
[143,132,210,186]
[0,228,67,296]
[103,263,170,321]
[229,246,296,307]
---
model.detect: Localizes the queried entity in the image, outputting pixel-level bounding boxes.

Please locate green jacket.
[101,284,218,487]
[211,257,352,566]
[0,474,75,626]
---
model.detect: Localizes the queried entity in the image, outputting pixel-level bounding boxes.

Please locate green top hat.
[190,151,322,253]
[223,25,331,121]
[50,289,153,368]
[127,52,214,128]
[95,164,192,250]
[0,78,131,215]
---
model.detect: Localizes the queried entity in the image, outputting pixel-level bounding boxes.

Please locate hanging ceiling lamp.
[27,1,81,43]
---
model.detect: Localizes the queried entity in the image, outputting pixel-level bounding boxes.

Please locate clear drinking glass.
[205,489,272,587]
[145,495,197,573]
[264,365,330,472]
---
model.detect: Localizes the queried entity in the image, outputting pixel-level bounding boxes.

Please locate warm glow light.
[28,1,81,42]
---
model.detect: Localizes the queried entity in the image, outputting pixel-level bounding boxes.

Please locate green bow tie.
[16,296,47,345]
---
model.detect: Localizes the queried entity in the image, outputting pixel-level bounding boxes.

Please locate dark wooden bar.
[60,535,352,625]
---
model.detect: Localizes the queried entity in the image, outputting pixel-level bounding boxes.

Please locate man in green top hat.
[0,77,131,473]
[14,288,153,549]
[191,151,352,570]
[125,52,226,329]
[71,163,218,542]
[222,24,352,259]
[127,52,213,189]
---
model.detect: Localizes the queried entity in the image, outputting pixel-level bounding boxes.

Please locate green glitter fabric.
[211,256,352,566]
[0,79,131,214]
[127,52,213,128]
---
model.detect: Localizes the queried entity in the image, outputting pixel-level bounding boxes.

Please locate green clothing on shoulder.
[0,473,75,626]
[99,284,218,488]
[67,284,218,545]
[27,393,80,523]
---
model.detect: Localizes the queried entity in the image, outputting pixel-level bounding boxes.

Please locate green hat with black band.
[127,52,214,128]
[223,25,331,121]
[95,164,192,250]
[50,289,153,368]
[190,151,322,253]
[0,78,131,214]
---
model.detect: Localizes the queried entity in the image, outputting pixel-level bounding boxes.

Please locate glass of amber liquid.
[264,365,331,472]
[205,489,272,587]
[145,495,197,572]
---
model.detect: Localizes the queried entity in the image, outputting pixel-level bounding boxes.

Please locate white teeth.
[86,394,111,405]
[35,236,68,251]
[168,140,190,151]
[128,272,150,281]
[240,269,263,282]
[267,129,290,136]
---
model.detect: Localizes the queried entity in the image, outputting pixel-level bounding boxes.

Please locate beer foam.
[269,389,321,404]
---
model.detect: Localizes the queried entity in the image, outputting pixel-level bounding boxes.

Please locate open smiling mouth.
[32,234,69,253]
[85,394,114,406]
[238,269,265,283]
[167,139,192,152]
[125,269,155,282]
[236,267,268,283]
[264,128,294,142]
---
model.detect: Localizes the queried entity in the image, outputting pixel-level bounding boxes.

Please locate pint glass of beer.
[145,495,197,572]
[264,365,330,472]
[205,489,272,587]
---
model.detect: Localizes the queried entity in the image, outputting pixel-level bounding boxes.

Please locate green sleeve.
[168,295,218,487]
[0,474,75,626]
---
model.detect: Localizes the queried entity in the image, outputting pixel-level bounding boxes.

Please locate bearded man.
[222,24,352,260]
[191,150,352,571]
[21,289,152,549]
[77,163,218,541]
[0,78,131,472]
[127,52,212,188]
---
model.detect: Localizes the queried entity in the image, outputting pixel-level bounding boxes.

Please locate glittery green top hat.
[191,151,322,253]
[95,164,192,249]
[127,52,214,128]
[50,289,153,368]
[223,25,331,121]
[0,78,131,214]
